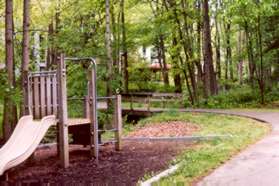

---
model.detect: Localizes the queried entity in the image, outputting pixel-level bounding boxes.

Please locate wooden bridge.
[98,92,184,117]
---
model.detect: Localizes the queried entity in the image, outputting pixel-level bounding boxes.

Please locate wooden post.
[114,94,122,151]
[88,67,98,160]
[57,54,69,168]
[147,95,151,112]
[130,96,133,110]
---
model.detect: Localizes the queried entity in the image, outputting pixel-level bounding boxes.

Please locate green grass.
[136,112,270,185]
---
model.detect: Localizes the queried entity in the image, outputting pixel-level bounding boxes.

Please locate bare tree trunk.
[46,22,54,69]
[171,37,182,93]
[225,22,233,80]
[257,14,265,104]
[3,0,17,141]
[179,57,194,105]
[21,0,30,116]
[120,0,129,93]
[110,3,117,66]
[195,0,205,97]
[202,0,218,96]
[215,1,221,79]
[244,21,255,84]
[159,35,169,86]
[237,30,243,84]
[105,0,113,97]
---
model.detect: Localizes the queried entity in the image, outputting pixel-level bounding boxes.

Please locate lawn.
[136,112,270,185]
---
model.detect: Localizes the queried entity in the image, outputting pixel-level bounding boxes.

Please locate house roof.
[148,63,171,71]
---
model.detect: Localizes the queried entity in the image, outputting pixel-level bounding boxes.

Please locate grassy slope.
[136,112,270,185]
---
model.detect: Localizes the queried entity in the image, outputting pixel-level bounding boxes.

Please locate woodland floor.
[4,121,198,185]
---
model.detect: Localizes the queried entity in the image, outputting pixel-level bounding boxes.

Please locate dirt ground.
[3,121,198,185]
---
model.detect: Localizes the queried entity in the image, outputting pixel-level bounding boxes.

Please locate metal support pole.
[88,65,99,161]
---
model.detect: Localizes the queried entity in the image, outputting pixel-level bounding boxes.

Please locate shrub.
[197,85,279,108]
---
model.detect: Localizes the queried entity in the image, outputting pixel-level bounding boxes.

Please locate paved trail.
[191,110,279,186]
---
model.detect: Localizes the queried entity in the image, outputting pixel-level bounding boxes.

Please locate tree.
[202,0,218,96]
[3,0,17,140]
[120,0,129,93]
[105,0,113,97]
[21,0,30,115]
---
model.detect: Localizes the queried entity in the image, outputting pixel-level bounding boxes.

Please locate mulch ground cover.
[3,121,198,185]
[126,121,199,137]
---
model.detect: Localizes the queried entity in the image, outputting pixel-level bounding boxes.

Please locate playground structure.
[0,53,122,175]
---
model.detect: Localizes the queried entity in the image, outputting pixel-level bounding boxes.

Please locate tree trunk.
[202,0,218,96]
[179,57,194,105]
[159,35,169,86]
[171,37,182,93]
[34,32,40,70]
[21,0,30,116]
[244,21,255,84]
[46,22,54,69]
[105,0,113,97]
[196,0,205,97]
[225,22,233,80]
[110,3,117,66]
[3,0,17,141]
[215,2,221,79]
[257,14,265,104]
[237,30,243,84]
[120,0,129,93]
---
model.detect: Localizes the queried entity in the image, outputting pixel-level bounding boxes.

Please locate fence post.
[114,94,122,150]
[147,95,151,112]
[57,53,69,168]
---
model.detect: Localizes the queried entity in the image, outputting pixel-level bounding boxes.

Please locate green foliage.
[127,59,176,92]
[0,70,21,105]
[197,85,279,109]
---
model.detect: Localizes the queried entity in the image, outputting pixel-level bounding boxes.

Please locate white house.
[138,46,160,64]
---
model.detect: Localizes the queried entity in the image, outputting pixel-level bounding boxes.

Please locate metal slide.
[0,115,56,175]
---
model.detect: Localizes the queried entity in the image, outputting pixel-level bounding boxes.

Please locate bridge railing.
[121,92,183,111]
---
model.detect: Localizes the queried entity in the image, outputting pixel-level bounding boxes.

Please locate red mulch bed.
[126,121,199,137]
[3,122,198,185]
